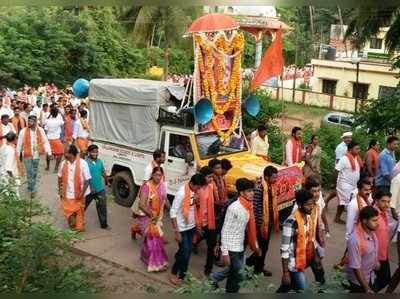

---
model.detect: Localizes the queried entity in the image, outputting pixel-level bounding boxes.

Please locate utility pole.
[309,6,315,57]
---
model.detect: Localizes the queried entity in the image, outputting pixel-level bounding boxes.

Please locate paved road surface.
[33,164,400,292]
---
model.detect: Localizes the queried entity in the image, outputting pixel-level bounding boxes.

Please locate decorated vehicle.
[81,13,303,211]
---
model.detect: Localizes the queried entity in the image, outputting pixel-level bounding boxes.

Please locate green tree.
[345,7,400,53]
[131,6,193,80]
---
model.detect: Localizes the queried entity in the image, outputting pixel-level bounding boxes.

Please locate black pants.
[85,190,107,228]
[201,227,217,274]
[246,224,272,274]
[226,251,244,293]
[373,260,391,292]
[171,227,195,279]
[309,258,326,285]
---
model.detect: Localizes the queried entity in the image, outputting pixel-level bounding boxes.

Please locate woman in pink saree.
[138,167,169,272]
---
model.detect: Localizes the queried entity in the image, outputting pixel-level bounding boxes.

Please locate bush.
[0,179,98,293]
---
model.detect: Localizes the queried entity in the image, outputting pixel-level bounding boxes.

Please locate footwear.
[334,219,346,225]
[101,225,111,230]
[169,274,182,286]
[262,269,272,277]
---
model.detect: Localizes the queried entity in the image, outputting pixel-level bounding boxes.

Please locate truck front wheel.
[112,171,138,207]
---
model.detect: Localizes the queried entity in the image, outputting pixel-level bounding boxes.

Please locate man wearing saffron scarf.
[372,189,398,292]
[285,127,303,166]
[169,173,207,285]
[196,166,217,276]
[16,115,51,197]
[345,206,379,293]
[58,145,91,232]
[220,178,261,293]
[246,166,279,277]
[365,139,380,178]
[10,107,26,135]
[335,142,362,224]
[144,149,166,181]
[277,189,316,293]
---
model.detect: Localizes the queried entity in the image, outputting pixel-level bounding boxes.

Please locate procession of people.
[1,85,400,293]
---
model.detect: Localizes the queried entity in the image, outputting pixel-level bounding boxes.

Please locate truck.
[89,78,303,211]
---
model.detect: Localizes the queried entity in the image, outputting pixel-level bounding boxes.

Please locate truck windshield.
[196,130,248,159]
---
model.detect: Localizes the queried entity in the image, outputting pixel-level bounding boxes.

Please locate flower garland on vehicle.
[194,31,244,141]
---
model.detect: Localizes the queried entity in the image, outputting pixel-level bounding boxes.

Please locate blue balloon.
[72,78,89,98]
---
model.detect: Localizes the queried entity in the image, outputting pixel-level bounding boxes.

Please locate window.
[168,134,192,160]
[340,117,354,127]
[160,131,165,151]
[196,130,248,159]
[378,85,397,99]
[369,38,383,50]
[327,115,340,124]
[352,83,369,99]
[322,79,337,95]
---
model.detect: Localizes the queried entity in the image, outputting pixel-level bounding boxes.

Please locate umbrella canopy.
[187,13,239,34]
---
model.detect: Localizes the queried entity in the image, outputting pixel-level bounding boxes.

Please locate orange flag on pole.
[251,30,284,91]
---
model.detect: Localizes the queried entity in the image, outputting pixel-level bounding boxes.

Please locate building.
[312,58,398,100]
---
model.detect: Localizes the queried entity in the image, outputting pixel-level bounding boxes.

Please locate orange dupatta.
[61,157,82,200]
[182,183,201,228]
[291,137,302,164]
[346,152,363,172]
[239,196,258,252]
[261,179,280,239]
[146,181,163,238]
[11,117,26,134]
[198,183,216,230]
[294,209,315,271]
[23,127,45,158]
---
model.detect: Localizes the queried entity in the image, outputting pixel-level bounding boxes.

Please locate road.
[34,164,400,292]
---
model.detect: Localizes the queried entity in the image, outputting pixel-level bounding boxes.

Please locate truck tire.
[112,171,138,207]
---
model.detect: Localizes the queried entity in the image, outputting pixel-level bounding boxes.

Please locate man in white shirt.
[44,108,64,172]
[220,178,261,293]
[58,144,91,232]
[0,114,16,147]
[251,125,269,160]
[335,142,361,224]
[169,174,207,285]
[144,150,166,181]
[345,179,372,240]
[17,115,52,197]
[285,127,303,166]
[335,132,353,164]
[0,132,22,194]
[69,96,81,108]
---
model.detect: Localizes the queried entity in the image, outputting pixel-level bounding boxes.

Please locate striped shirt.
[253,185,273,227]
[280,213,312,272]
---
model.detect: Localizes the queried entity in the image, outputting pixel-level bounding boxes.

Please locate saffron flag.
[251,30,284,91]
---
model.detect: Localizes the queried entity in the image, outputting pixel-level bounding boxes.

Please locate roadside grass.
[272,99,331,118]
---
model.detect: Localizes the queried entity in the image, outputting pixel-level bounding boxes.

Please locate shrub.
[0,180,98,293]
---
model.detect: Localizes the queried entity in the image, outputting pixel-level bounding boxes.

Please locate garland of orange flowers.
[195,31,244,141]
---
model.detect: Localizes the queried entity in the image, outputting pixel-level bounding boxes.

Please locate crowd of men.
[1,84,400,293]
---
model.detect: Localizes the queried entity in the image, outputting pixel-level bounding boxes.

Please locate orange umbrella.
[187,13,239,34]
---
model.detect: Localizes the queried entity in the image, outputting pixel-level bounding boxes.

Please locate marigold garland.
[194,31,244,141]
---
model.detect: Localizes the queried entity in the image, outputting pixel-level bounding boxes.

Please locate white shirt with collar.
[57,158,92,198]
[16,127,52,159]
[0,143,18,176]
[220,199,250,255]
[170,184,196,232]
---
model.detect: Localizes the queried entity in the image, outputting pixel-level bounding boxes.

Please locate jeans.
[226,251,245,293]
[246,224,272,274]
[171,227,195,279]
[85,190,108,228]
[24,158,40,193]
[373,260,391,292]
[210,267,230,283]
[276,271,306,293]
